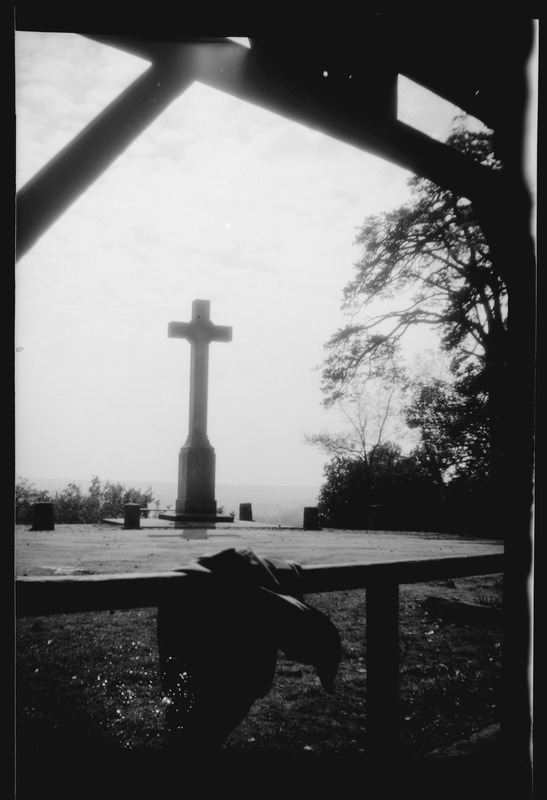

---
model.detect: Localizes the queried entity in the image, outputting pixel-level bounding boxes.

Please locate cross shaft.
[168,299,232,447]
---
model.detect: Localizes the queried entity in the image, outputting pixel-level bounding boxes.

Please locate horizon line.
[19,475,321,490]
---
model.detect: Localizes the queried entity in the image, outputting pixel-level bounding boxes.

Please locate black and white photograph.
[14,14,537,798]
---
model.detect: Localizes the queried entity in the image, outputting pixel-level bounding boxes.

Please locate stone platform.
[15,523,503,577]
[101,517,286,529]
[158,511,234,525]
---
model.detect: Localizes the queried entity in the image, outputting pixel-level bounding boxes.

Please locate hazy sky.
[15,33,474,490]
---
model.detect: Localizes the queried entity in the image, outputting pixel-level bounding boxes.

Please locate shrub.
[15,476,156,524]
[14,476,50,524]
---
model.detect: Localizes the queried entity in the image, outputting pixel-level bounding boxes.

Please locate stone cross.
[166,299,232,520]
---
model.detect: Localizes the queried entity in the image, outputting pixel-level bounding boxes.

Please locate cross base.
[158,511,234,524]
[176,443,219,514]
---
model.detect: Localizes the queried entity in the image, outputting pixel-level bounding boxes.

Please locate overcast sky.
[15,32,476,490]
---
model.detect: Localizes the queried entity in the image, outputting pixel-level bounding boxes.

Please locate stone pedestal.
[176,444,217,515]
[239,503,253,521]
[31,502,55,531]
[159,443,233,524]
[303,507,321,530]
[124,503,141,529]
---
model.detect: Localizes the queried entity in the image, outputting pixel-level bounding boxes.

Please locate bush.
[15,476,156,524]
[316,452,492,535]
[14,476,50,524]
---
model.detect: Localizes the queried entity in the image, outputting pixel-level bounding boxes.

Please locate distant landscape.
[21,478,321,527]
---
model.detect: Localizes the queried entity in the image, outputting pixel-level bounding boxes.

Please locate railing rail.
[15,553,504,616]
[15,552,504,756]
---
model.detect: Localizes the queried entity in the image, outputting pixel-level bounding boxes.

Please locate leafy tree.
[86,475,104,521]
[404,377,490,485]
[54,482,86,523]
[307,361,411,459]
[320,124,507,497]
[73,478,155,522]
[308,365,419,528]
[317,444,442,531]
[402,378,494,534]
[317,454,374,529]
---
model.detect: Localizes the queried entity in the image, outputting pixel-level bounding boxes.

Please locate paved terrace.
[15,520,503,577]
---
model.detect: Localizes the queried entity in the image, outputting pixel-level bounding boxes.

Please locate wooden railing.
[15,552,504,756]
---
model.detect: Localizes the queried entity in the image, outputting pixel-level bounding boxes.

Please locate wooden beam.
[16,38,502,261]
[195,43,500,203]
[301,554,504,594]
[16,51,196,261]
[15,554,504,617]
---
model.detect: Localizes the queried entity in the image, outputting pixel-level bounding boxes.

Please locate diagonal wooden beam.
[16,47,197,261]
[193,43,501,204]
[17,37,504,261]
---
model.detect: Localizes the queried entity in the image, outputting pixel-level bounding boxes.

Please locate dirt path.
[15,522,503,576]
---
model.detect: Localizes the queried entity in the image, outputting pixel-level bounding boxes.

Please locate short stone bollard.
[124,503,141,530]
[303,507,320,530]
[31,502,55,531]
[239,503,253,522]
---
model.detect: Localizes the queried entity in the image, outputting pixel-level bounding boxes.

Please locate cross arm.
[168,321,193,340]
[210,325,233,343]
[168,321,233,343]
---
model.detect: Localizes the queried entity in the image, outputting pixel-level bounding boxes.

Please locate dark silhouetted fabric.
[157,547,341,751]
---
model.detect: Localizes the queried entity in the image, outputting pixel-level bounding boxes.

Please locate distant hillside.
[19,477,321,527]
[216,485,320,526]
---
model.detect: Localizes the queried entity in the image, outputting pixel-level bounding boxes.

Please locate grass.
[16,573,503,764]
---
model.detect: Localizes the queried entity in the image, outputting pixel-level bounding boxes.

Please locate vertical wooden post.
[366,581,399,757]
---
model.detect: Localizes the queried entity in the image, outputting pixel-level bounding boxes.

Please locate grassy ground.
[16,573,503,763]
